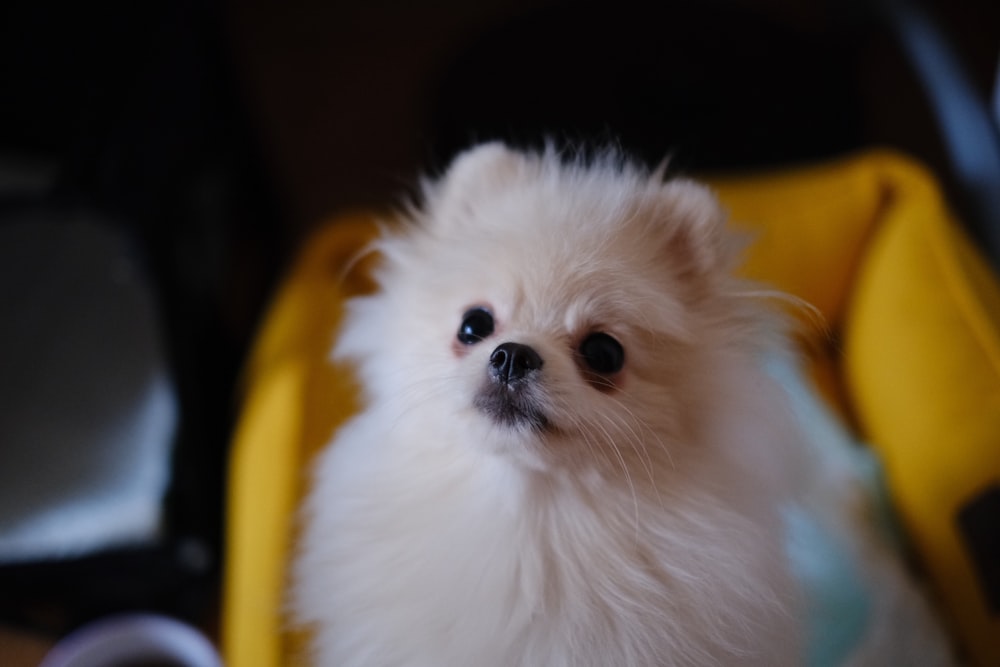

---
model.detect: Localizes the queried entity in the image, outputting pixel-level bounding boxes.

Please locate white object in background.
[40,614,221,667]
[0,215,178,562]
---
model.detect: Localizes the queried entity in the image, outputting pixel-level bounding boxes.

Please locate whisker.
[598,407,659,487]
[600,389,675,470]
[733,288,829,339]
[583,410,642,544]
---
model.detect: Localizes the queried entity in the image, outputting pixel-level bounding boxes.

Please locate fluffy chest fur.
[294,364,803,667]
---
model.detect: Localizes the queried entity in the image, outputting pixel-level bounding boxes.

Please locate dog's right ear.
[422,143,529,230]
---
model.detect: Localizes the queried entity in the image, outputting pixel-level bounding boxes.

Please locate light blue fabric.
[784,505,871,667]
[765,353,903,666]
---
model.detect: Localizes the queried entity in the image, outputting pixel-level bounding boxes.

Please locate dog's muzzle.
[474,342,548,429]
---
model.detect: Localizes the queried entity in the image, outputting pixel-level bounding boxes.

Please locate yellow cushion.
[223,215,379,667]
[222,152,1000,666]
[842,158,1000,667]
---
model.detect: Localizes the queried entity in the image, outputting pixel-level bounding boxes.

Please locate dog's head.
[337,143,760,474]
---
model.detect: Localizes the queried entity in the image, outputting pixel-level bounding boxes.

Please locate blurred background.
[0,0,997,661]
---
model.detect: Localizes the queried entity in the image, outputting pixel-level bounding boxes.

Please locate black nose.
[489,342,543,384]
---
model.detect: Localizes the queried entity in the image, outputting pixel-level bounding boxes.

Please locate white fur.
[292,144,947,666]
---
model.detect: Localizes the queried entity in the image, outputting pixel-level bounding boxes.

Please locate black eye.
[457,307,495,345]
[579,333,625,375]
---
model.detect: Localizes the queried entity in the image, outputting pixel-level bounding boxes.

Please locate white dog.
[292,144,954,666]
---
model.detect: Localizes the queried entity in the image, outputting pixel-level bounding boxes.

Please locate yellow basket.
[222,150,1000,667]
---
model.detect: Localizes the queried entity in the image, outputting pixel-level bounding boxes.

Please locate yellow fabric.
[842,158,1000,667]
[223,215,379,667]
[222,151,1000,666]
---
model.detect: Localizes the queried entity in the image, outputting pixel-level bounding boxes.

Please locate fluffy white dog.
[292,144,954,666]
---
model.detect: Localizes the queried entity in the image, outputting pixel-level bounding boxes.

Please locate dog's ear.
[444,142,525,191]
[423,143,528,229]
[655,179,736,280]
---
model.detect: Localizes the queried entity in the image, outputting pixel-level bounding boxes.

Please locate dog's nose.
[489,342,543,384]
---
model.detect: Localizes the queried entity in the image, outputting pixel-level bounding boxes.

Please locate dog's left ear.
[423,143,530,230]
[655,179,735,279]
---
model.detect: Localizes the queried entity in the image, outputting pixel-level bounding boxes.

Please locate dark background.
[0,0,997,657]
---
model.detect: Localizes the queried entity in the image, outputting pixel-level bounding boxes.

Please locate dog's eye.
[457,307,495,345]
[579,333,625,375]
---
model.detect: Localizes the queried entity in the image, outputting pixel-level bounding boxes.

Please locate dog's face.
[337,144,750,474]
